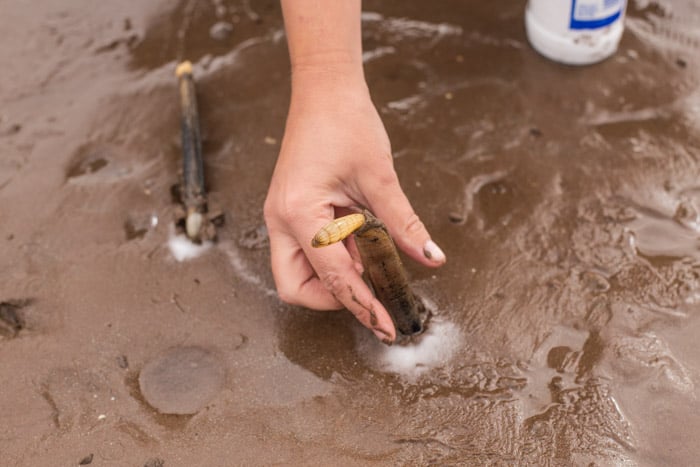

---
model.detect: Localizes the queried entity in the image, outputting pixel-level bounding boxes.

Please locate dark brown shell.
[354,210,425,336]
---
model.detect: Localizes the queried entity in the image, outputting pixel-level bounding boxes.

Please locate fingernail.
[423,240,446,263]
[372,327,392,343]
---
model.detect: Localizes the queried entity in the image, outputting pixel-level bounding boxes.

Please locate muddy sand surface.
[2,0,700,465]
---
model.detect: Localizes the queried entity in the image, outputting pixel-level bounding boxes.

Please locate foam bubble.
[167,227,212,261]
[357,316,461,380]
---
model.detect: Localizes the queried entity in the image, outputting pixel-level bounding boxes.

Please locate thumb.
[360,167,446,267]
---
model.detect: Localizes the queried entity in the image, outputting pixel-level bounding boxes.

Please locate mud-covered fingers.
[268,213,395,342]
[303,221,396,342]
[268,228,344,310]
[312,255,396,343]
[360,163,446,267]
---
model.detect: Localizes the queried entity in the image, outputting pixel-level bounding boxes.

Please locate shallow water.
[1,0,699,465]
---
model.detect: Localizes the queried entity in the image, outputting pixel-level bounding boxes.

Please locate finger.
[360,164,446,267]
[344,236,364,275]
[333,207,365,273]
[310,243,396,343]
[293,212,397,342]
[268,226,343,310]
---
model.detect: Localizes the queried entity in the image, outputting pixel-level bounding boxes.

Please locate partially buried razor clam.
[312,210,427,336]
[175,61,224,242]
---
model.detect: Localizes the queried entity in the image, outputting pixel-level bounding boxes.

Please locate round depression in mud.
[138,346,226,415]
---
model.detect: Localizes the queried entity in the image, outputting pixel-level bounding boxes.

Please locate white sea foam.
[357,314,461,380]
[362,46,396,63]
[167,228,212,261]
[361,12,462,41]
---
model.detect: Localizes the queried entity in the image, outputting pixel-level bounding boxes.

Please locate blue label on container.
[570,0,624,30]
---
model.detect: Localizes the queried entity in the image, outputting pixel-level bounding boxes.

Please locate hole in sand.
[0,299,32,339]
[65,143,111,179]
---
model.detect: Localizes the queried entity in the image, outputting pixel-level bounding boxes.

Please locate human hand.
[264,67,446,343]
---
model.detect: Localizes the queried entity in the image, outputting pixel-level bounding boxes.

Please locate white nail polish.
[423,240,446,263]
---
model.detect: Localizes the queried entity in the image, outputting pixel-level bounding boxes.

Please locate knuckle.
[321,271,346,298]
[275,283,300,306]
[264,188,308,226]
[277,205,295,224]
[372,168,398,188]
[279,193,307,223]
[403,212,425,236]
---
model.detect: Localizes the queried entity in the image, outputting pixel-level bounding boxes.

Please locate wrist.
[291,59,366,90]
[290,60,369,112]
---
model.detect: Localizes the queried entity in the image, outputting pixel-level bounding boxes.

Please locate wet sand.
[1,0,699,465]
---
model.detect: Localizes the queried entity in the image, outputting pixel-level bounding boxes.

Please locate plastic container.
[525,0,627,65]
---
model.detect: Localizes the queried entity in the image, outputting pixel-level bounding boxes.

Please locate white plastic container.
[525,0,627,65]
